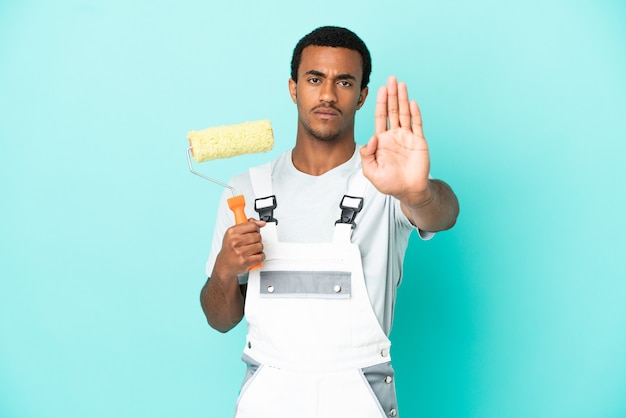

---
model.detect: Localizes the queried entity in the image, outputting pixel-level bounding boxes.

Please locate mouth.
[312,107,341,119]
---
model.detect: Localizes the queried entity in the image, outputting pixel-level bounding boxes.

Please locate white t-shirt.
[205,145,432,335]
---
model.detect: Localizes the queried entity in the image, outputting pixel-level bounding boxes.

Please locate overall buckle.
[335,195,363,229]
[254,195,278,224]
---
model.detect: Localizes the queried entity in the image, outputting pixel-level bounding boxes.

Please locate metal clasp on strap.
[335,195,363,229]
[254,195,278,224]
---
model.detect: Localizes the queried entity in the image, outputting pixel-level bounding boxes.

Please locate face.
[289,46,368,143]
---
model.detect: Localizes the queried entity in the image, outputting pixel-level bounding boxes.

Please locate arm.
[200,220,266,333]
[360,76,459,232]
[400,178,458,232]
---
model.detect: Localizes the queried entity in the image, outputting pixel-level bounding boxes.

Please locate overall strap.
[249,163,278,224]
[333,171,369,243]
[249,163,278,243]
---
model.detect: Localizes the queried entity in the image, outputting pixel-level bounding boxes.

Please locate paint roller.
[186,119,274,225]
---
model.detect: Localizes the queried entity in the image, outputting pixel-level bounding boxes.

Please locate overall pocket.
[235,354,265,414]
[239,354,261,389]
[360,361,399,417]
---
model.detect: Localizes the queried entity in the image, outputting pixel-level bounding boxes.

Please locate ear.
[356,86,368,110]
[288,78,297,104]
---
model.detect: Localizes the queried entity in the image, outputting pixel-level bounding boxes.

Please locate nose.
[319,81,337,103]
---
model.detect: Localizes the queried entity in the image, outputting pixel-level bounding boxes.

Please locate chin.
[304,125,340,143]
[314,133,341,143]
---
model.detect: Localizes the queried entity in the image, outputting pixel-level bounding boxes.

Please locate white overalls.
[234,164,399,418]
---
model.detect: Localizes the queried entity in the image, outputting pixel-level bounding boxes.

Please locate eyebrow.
[304,70,357,81]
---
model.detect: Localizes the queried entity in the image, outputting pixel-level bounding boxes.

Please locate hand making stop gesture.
[360,76,432,207]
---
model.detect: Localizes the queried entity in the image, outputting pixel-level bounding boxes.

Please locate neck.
[291,135,356,176]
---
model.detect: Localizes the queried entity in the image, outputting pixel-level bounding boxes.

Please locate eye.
[338,80,353,87]
[308,77,321,84]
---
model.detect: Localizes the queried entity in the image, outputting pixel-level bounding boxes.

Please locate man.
[200,26,459,418]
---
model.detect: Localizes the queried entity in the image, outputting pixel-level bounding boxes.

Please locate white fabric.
[205,145,432,335]
[235,364,386,418]
[242,226,392,371]
[235,171,391,418]
[249,162,273,206]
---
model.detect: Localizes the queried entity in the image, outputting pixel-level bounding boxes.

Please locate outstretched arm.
[360,76,459,232]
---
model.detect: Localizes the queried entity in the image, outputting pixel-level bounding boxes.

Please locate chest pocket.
[260,270,351,299]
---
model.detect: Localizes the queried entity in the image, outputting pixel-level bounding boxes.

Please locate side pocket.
[239,354,261,388]
[236,354,264,409]
[361,361,399,417]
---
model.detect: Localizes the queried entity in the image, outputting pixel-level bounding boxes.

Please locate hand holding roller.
[186,120,274,269]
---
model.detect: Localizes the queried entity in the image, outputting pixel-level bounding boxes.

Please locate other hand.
[213,219,266,278]
[360,76,431,206]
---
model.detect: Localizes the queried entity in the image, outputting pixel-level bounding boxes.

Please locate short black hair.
[290,26,371,90]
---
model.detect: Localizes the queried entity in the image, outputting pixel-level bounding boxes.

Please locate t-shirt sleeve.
[394,197,436,241]
[205,187,233,277]
[416,228,435,240]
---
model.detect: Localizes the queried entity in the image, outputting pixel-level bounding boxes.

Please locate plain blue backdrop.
[1,1,625,417]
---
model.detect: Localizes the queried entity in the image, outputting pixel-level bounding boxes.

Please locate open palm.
[360,76,431,205]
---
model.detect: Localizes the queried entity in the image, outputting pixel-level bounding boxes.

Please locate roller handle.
[227,195,248,225]
[227,195,262,270]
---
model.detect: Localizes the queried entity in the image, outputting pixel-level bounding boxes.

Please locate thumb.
[360,134,378,160]
[360,135,379,182]
[248,218,267,228]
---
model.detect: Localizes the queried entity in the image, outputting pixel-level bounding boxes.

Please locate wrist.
[399,182,433,210]
[211,256,240,284]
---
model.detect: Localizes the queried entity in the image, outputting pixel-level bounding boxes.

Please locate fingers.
[376,76,415,133]
[410,99,424,136]
[398,82,411,129]
[374,86,388,134]
[233,220,264,247]
[387,76,400,129]
[222,221,265,271]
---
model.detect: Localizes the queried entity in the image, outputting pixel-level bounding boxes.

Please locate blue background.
[1,1,625,417]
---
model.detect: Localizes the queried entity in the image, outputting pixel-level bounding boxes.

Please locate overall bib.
[234,164,399,418]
